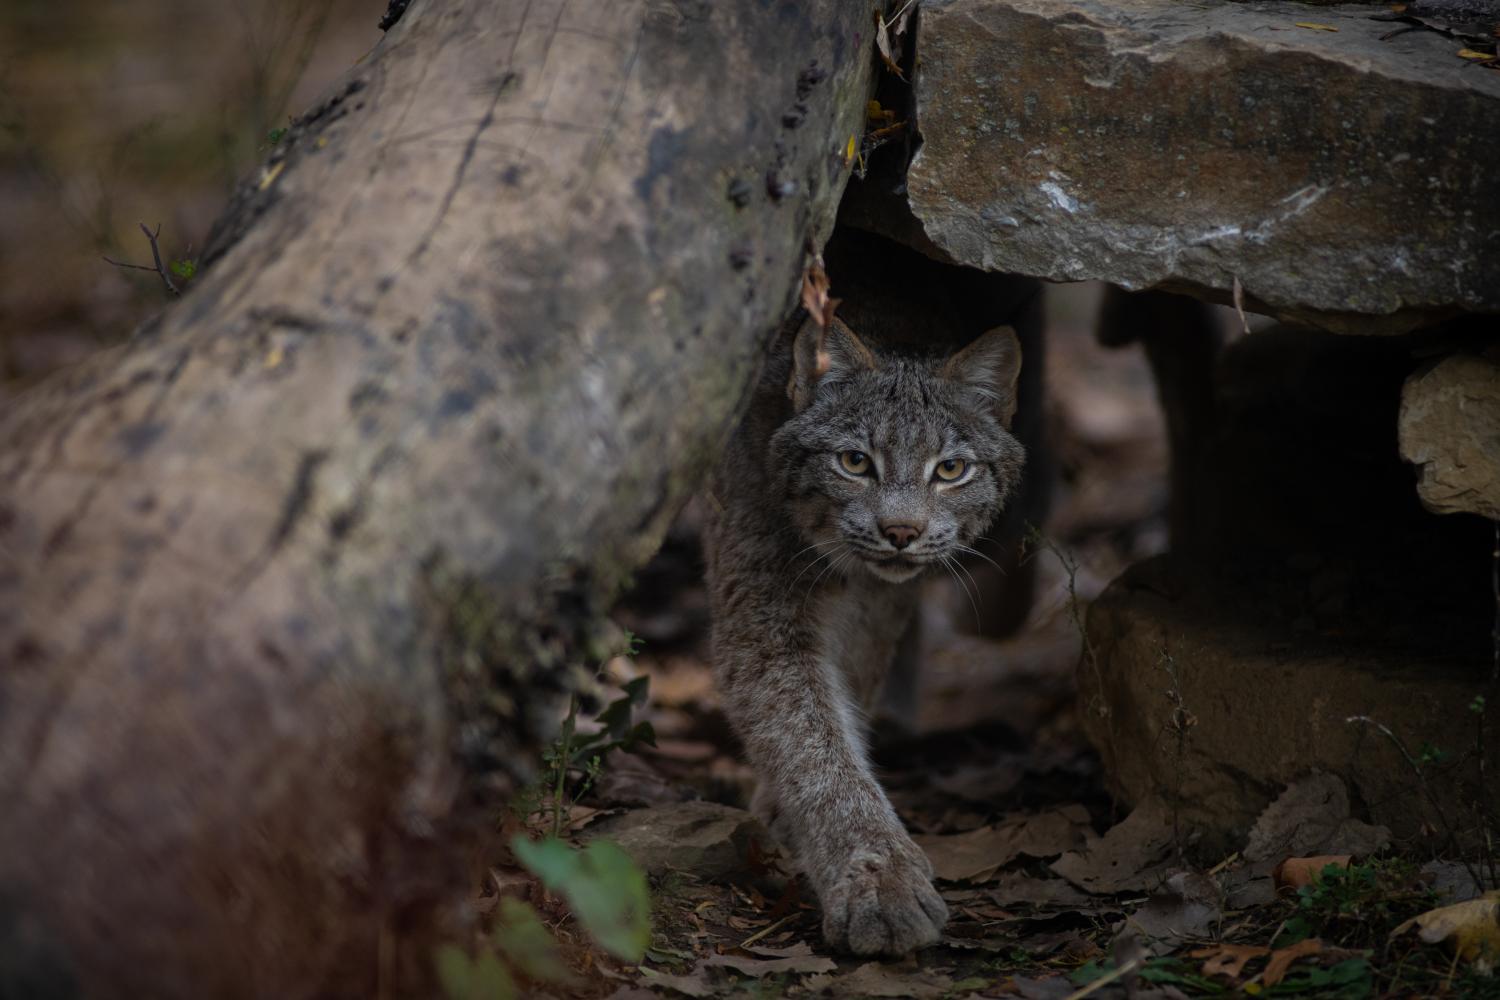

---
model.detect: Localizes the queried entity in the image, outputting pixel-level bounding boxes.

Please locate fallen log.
[0,1,874,995]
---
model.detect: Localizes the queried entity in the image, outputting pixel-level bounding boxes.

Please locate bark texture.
[0,1,874,995]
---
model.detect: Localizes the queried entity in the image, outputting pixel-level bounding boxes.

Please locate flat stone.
[1081,557,1498,848]
[1399,352,1500,519]
[580,801,771,882]
[907,0,1500,332]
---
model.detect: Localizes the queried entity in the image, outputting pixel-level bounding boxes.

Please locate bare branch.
[102,222,181,297]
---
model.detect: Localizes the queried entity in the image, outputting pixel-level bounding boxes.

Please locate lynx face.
[770,319,1025,585]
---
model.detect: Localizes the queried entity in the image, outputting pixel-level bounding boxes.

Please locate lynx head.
[769,316,1026,584]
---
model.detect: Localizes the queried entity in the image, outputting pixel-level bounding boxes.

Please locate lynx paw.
[819,839,947,956]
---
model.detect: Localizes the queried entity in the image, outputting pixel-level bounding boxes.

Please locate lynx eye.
[934,458,968,482]
[838,450,872,476]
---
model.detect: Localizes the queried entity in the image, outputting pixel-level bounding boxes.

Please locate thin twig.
[1345,715,1483,893]
[736,912,798,949]
[102,222,180,297]
[1062,958,1139,1000]
[1491,520,1498,683]
[1477,701,1497,889]
[138,222,179,296]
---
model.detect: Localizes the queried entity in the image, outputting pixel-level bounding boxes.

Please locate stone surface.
[582,802,772,883]
[907,0,1500,333]
[1081,557,1499,849]
[1399,352,1500,520]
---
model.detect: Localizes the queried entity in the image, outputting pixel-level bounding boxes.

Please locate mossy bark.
[0,1,874,995]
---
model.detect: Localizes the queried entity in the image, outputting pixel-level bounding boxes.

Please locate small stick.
[1346,715,1483,893]
[1491,520,1498,683]
[102,222,180,297]
[736,912,798,949]
[1062,958,1139,1000]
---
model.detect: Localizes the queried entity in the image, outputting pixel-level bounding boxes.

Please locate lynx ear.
[789,316,876,412]
[942,326,1022,428]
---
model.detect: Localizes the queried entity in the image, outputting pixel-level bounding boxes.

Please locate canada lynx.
[703,275,1026,955]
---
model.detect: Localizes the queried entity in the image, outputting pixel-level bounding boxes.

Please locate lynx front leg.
[713,593,946,955]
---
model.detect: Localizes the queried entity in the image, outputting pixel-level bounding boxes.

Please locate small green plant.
[1265,957,1373,999]
[1274,860,1436,951]
[515,632,656,835]
[1070,956,1228,996]
[1418,741,1452,767]
[168,258,197,282]
[266,126,288,145]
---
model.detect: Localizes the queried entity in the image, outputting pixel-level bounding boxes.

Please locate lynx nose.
[880,522,923,550]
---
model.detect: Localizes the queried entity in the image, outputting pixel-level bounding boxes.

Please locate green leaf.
[267,127,288,144]
[594,677,650,741]
[1268,957,1371,998]
[1275,915,1314,947]
[434,944,517,1000]
[169,259,197,280]
[1069,960,1111,986]
[492,898,571,984]
[511,837,650,962]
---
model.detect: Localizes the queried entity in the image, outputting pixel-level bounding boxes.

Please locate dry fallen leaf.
[637,965,714,997]
[1190,942,1271,979]
[800,258,839,332]
[919,807,1090,883]
[1263,938,1324,987]
[700,950,836,976]
[1120,870,1222,950]
[1391,891,1500,972]
[1051,799,1176,894]
[1231,276,1251,337]
[806,961,953,999]
[1242,774,1389,871]
[1457,47,1500,62]
[1295,21,1339,30]
[874,11,906,79]
[1273,855,1351,891]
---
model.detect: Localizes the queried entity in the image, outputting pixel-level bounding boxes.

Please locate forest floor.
[457,306,1499,1000]
[478,606,1496,1000]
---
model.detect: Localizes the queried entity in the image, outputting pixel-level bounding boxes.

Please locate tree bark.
[0,1,874,995]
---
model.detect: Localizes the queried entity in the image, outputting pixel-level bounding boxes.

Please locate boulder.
[1082,556,1498,849]
[1400,353,1500,520]
[581,802,771,883]
[906,0,1500,333]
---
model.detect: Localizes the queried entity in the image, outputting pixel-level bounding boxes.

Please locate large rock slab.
[1400,353,1500,519]
[908,0,1500,333]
